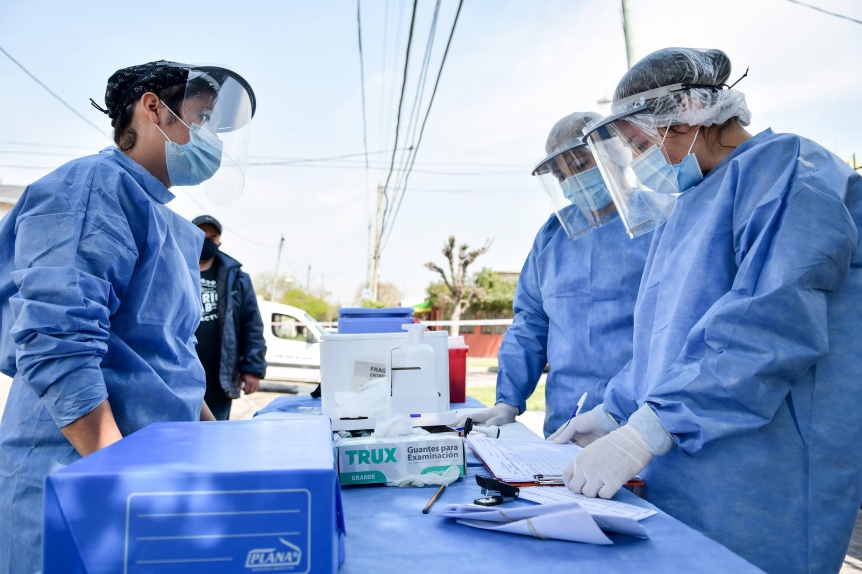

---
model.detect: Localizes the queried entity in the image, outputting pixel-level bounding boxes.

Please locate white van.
[257,298,327,383]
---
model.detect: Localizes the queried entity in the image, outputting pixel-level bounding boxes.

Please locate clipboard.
[466,435,646,493]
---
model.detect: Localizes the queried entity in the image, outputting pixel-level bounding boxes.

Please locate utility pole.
[269,234,285,302]
[621,0,635,69]
[306,264,311,292]
[371,184,383,301]
[366,216,373,295]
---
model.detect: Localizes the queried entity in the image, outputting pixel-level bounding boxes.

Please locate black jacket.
[213,251,267,398]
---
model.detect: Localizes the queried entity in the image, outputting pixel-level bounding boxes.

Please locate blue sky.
[1,0,860,304]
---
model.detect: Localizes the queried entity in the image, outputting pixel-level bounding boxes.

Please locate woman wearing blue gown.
[559,47,862,573]
[0,60,256,572]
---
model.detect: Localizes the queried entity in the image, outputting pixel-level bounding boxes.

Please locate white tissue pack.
[335,433,465,485]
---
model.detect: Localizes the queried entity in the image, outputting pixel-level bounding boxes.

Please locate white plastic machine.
[320,326,452,431]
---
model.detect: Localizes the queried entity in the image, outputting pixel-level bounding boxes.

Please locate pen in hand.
[422,484,446,514]
[562,392,588,432]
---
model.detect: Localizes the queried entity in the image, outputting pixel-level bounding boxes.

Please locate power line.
[377,0,391,157]
[256,162,525,175]
[247,163,524,176]
[249,149,401,164]
[407,187,530,193]
[0,149,88,157]
[0,141,532,163]
[356,0,371,218]
[387,0,445,240]
[0,46,112,139]
[379,0,419,228]
[383,0,465,249]
[247,152,524,169]
[173,188,281,249]
[391,0,442,201]
[782,0,862,25]
[0,141,96,151]
[0,161,526,176]
[0,147,533,173]
[248,155,523,169]
[381,0,408,158]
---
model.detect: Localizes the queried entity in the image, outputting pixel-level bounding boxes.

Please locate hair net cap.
[545,111,602,155]
[101,61,189,120]
[612,47,751,130]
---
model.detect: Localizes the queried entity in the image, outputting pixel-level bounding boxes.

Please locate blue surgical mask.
[673,154,703,192]
[671,128,703,192]
[629,145,679,195]
[155,104,224,186]
[560,167,613,211]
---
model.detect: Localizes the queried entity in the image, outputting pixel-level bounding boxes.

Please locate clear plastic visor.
[178,70,254,205]
[532,145,617,240]
[584,118,678,238]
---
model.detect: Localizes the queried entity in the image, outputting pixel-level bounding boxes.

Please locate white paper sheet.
[431,502,648,543]
[466,436,582,482]
[518,487,657,521]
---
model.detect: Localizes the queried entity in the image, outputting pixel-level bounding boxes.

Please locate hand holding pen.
[546,392,587,442]
[548,394,620,447]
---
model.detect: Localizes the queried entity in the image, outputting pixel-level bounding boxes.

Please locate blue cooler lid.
[338,307,414,318]
[337,307,415,334]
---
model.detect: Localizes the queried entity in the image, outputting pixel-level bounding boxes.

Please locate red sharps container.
[447,336,468,404]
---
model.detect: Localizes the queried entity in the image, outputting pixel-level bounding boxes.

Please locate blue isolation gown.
[496,210,650,437]
[603,129,862,574]
[0,147,205,573]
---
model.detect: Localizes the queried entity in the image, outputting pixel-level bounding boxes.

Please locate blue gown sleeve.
[495,224,551,413]
[646,145,858,453]
[9,162,137,428]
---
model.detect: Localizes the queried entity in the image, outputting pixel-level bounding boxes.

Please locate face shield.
[583,116,679,238]
[176,65,256,205]
[531,141,618,240]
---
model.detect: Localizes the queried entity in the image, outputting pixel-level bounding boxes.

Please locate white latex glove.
[387,464,461,488]
[562,404,674,499]
[547,404,619,446]
[455,403,518,428]
[562,424,652,499]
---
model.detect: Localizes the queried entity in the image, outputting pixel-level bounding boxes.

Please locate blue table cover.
[338,463,762,573]
[255,395,485,417]
[253,397,763,573]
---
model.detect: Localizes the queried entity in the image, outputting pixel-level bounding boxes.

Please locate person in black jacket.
[192,215,267,420]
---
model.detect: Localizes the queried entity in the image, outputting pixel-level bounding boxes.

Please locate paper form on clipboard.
[466,435,582,483]
[465,435,656,522]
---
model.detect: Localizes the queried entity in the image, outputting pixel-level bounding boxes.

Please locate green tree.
[253,272,295,302]
[471,268,517,313]
[280,287,331,321]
